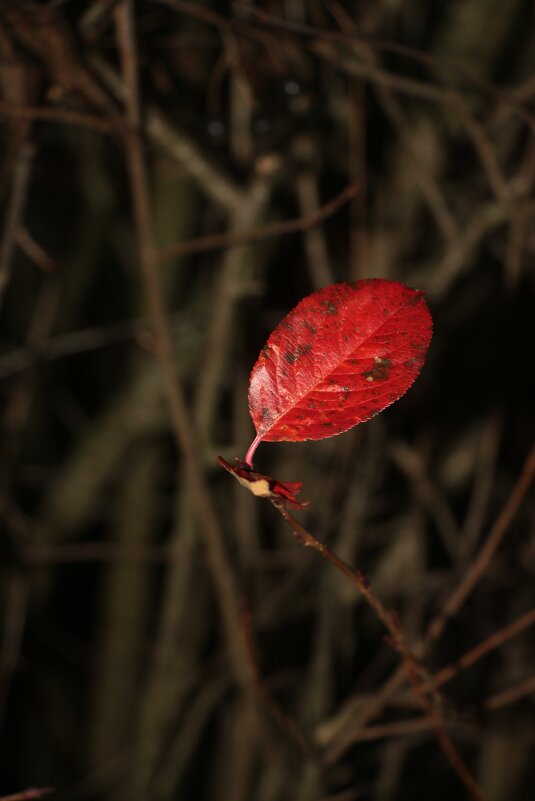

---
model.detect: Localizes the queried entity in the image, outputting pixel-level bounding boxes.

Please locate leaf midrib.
[262,298,419,437]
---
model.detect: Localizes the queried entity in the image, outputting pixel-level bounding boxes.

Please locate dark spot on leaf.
[321,299,338,315]
[408,292,423,306]
[248,278,431,444]
[411,340,427,352]
[285,344,312,364]
[262,345,270,357]
[364,357,392,382]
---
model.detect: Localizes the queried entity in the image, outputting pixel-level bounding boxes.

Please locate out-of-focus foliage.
[0,2,534,800]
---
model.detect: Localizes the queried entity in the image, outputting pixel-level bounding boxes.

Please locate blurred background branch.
[0,2,534,800]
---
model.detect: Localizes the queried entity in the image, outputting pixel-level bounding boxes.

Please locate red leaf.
[245,279,432,465]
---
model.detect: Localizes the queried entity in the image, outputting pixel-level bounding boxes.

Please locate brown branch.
[114,0,255,693]
[292,135,337,288]
[343,673,535,745]
[461,412,502,561]
[0,101,120,134]
[321,437,535,763]
[348,716,439,744]
[15,227,56,272]
[389,440,460,561]
[347,78,369,281]
[0,318,149,381]
[240,6,535,133]
[0,142,35,308]
[238,602,315,761]
[269,499,487,801]
[485,674,535,711]
[156,184,357,264]
[453,99,511,205]
[315,7,459,244]
[434,607,535,689]
[88,53,244,212]
[505,200,529,288]
[312,39,454,107]
[146,106,244,211]
[426,201,510,298]
[426,438,535,644]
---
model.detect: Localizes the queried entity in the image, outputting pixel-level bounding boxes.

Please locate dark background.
[0,1,534,800]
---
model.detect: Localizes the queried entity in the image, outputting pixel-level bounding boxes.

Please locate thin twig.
[0,142,35,308]
[146,106,244,211]
[346,716,443,744]
[238,602,315,760]
[89,53,244,212]
[343,673,535,744]
[389,440,460,561]
[505,201,529,288]
[320,438,535,762]
[318,7,459,243]
[426,439,535,644]
[347,77,369,281]
[433,607,535,689]
[0,319,148,381]
[156,184,357,264]
[312,39,455,107]
[293,135,336,288]
[192,176,273,438]
[270,499,486,801]
[114,0,256,692]
[485,674,535,711]
[0,101,121,134]
[453,98,511,205]
[239,5,535,133]
[461,412,502,561]
[15,227,56,272]
[426,201,521,298]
